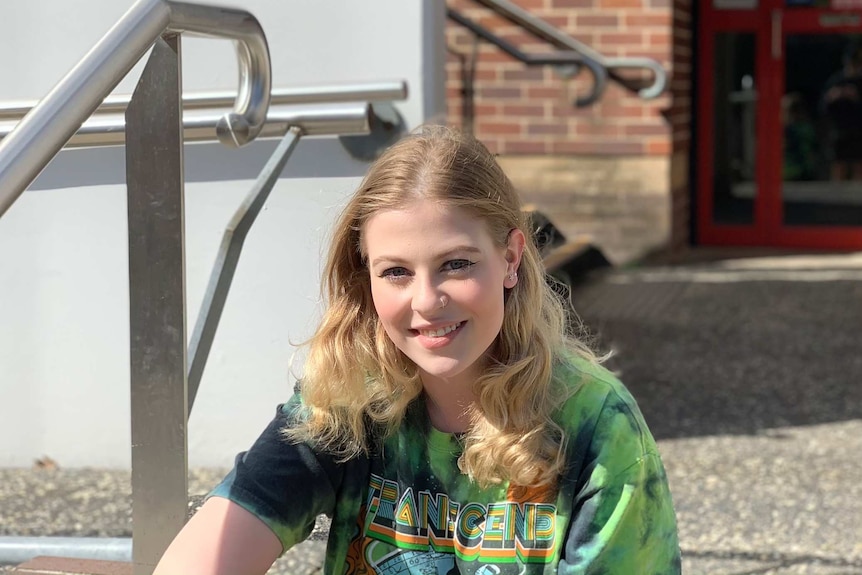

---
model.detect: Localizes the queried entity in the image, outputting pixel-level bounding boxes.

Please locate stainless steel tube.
[167,1,271,147]
[0,0,273,219]
[0,82,408,120]
[0,102,372,148]
[0,537,132,565]
[0,0,170,216]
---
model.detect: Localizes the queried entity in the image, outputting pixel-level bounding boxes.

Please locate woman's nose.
[411,276,445,314]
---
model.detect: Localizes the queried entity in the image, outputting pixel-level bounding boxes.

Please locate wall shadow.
[28,138,368,191]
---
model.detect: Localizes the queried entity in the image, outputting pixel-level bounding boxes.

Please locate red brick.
[503,140,549,154]
[646,138,673,154]
[527,86,564,99]
[478,86,524,99]
[625,13,673,27]
[477,121,522,135]
[625,123,670,136]
[600,0,643,6]
[528,122,570,135]
[476,50,521,64]
[474,103,500,116]
[502,67,546,82]
[599,32,644,46]
[552,0,595,7]
[500,31,553,47]
[576,14,620,27]
[598,102,645,118]
[474,68,500,81]
[621,49,670,63]
[647,32,672,47]
[476,13,511,29]
[575,122,623,137]
[554,102,598,117]
[502,104,546,116]
[542,15,572,28]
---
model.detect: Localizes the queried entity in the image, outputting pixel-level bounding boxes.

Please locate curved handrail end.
[605,57,668,100]
[574,60,609,108]
[167,1,272,147]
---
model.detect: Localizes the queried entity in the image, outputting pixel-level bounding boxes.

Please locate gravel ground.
[2,252,861,574]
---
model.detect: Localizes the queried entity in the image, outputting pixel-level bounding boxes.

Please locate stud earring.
[508,272,517,282]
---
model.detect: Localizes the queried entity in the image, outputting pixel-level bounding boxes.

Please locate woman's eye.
[443,259,475,272]
[380,267,409,280]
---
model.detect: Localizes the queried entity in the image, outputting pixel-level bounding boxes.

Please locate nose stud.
[439,295,449,308]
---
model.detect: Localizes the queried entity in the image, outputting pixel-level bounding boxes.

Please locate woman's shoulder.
[553,352,635,409]
[551,352,655,450]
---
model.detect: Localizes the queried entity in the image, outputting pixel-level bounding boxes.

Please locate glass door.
[697,0,862,249]
[698,6,769,246]
[777,10,862,245]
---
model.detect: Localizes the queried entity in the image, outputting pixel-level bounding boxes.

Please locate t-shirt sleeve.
[558,387,681,575]
[208,395,343,553]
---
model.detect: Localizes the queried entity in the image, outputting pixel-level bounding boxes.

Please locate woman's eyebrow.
[370,245,482,268]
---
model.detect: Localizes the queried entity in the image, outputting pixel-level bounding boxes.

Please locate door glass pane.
[783,34,862,226]
[785,0,829,7]
[714,0,757,7]
[713,33,756,225]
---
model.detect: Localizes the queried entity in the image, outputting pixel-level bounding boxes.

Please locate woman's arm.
[153,497,283,575]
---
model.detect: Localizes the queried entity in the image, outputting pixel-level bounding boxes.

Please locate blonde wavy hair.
[288,125,596,487]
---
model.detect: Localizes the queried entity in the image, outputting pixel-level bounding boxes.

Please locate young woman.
[154,126,680,575]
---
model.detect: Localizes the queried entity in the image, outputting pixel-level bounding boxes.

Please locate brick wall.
[445,0,674,157]
[669,0,692,251]
[443,0,690,263]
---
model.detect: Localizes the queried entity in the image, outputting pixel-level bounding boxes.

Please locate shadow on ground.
[569,258,862,440]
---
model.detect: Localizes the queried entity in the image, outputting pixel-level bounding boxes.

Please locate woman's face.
[364,199,523,390]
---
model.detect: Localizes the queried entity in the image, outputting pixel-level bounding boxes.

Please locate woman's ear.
[504,228,526,288]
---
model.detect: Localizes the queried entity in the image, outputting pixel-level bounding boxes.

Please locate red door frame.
[697,0,862,249]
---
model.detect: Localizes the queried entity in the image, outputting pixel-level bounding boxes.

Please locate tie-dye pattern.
[209,357,680,574]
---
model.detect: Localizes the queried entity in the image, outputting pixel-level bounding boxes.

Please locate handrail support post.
[126,33,188,575]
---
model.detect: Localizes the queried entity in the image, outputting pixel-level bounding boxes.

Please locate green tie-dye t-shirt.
[210,357,680,575]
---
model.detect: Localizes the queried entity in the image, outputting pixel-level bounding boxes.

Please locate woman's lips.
[412,321,466,349]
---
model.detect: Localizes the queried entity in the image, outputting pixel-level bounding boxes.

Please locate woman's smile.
[412,320,466,348]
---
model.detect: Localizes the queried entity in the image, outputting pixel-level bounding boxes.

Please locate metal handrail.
[451,0,668,106]
[0,81,407,120]
[0,0,272,218]
[447,9,608,107]
[0,0,409,569]
[0,103,371,146]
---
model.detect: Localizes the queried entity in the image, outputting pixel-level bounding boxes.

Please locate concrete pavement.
[2,249,861,575]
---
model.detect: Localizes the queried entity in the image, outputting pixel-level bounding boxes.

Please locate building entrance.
[698,0,862,248]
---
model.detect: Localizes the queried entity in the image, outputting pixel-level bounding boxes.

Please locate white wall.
[0,0,446,467]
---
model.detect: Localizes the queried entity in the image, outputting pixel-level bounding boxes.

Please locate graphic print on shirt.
[344,472,558,575]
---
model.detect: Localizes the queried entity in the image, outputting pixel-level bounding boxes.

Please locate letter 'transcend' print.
[346,473,558,575]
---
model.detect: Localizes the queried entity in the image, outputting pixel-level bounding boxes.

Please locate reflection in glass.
[713,33,756,225]
[783,34,862,226]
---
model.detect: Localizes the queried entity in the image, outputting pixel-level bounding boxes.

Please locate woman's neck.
[420,375,476,434]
